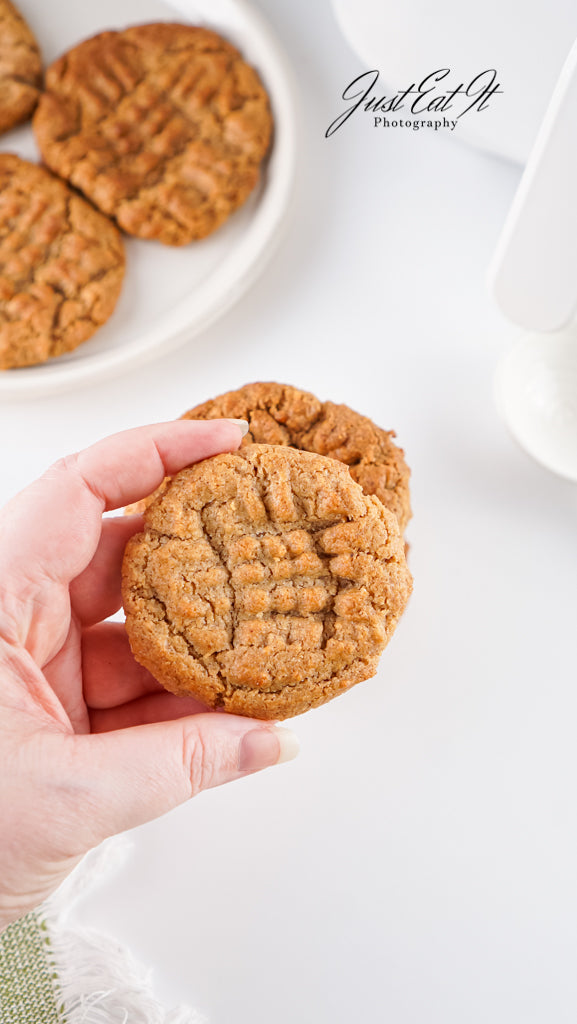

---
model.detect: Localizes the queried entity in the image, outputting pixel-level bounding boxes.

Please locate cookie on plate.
[0,155,125,369]
[122,444,412,720]
[0,0,42,135]
[33,23,273,246]
[127,382,412,533]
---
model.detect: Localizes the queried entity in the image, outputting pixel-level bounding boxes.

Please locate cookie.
[122,444,412,720]
[33,23,273,246]
[0,155,125,369]
[0,0,42,135]
[127,382,412,533]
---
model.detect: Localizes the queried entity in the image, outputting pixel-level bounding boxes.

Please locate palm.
[1,440,217,741]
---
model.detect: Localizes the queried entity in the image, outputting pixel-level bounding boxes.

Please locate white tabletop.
[2,1,577,1022]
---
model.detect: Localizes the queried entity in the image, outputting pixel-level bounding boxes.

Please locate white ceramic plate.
[0,0,296,397]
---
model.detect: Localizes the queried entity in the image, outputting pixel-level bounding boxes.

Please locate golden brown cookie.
[122,444,412,720]
[0,0,42,135]
[33,23,273,246]
[127,382,412,532]
[0,154,125,369]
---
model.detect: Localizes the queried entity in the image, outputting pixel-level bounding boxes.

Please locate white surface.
[495,328,577,481]
[490,36,577,331]
[2,2,577,1023]
[332,0,577,163]
[0,0,296,397]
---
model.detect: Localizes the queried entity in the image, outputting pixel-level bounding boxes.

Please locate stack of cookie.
[122,383,413,719]
[0,5,273,369]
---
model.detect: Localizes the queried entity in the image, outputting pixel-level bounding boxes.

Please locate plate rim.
[0,0,297,399]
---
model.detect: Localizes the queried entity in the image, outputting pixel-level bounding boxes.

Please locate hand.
[0,420,298,931]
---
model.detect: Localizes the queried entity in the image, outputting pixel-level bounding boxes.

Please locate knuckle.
[181,726,220,797]
[47,452,106,507]
[48,453,79,479]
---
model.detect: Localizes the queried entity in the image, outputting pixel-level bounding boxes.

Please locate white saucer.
[0,0,296,398]
[495,328,577,482]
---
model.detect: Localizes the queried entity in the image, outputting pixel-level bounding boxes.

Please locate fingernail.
[238,726,300,772]
[275,726,300,764]
[227,418,249,437]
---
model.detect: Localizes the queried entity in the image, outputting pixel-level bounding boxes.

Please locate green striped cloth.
[0,841,200,1024]
[0,912,64,1024]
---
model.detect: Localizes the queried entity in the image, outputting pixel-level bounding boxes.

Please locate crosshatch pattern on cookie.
[0,155,125,369]
[33,24,273,245]
[122,445,412,720]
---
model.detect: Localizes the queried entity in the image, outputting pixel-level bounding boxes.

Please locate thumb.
[71,714,299,841]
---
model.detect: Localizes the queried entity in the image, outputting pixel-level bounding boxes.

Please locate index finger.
[58,418,246,512]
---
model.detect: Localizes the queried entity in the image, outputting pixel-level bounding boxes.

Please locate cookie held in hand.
[122,444,412,720]
[0,155,125,369]
[33,23,273,245]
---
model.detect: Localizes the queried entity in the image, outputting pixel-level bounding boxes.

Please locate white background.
[2,1,577,1021]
